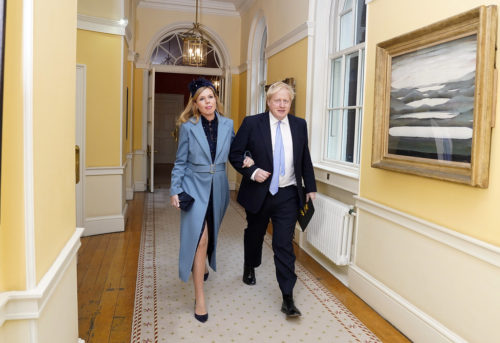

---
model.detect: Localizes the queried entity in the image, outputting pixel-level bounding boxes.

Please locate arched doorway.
[143,24,231,192]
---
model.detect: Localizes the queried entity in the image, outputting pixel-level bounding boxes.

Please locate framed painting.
[371,6,497,187]
[0,0,5,211]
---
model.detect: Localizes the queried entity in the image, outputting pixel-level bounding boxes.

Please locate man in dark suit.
[229,81,316,317]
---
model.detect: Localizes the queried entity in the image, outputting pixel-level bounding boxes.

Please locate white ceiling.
[138,0,254,16]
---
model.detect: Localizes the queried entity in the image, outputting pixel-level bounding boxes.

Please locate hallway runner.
[131,189,381,343]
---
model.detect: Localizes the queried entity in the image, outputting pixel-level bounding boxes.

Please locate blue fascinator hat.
[188,77,216,97]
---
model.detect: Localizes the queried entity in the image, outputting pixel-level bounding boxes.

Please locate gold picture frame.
[371,6,497,187]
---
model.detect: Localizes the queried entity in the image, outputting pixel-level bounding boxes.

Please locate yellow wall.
[77,0,123,20]
[133,67,143,152]
[77,29,122,167]
[239,0,309,65]
[33,0,78,282]
[122,46,131,163]
[0,0,26,291]
[230,74,241,126]
[360,0,500,245]
[238,71,247,126]
[267,38,308,119]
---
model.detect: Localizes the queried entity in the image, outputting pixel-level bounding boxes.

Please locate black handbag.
[297,189,315,231]
[178,192,194,211]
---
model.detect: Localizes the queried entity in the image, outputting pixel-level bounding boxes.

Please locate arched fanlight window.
[150,32,222,68]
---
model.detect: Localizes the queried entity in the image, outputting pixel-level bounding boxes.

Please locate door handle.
[75,145,80,184]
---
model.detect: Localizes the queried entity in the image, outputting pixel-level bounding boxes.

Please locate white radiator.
[306,194,354,265]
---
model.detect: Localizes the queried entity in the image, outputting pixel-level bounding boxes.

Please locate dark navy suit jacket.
[229,112,316,214]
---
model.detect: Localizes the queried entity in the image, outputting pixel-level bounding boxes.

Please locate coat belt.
[187,163,225,174]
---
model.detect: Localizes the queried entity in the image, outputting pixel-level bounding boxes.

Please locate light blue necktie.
[270,121,285,195]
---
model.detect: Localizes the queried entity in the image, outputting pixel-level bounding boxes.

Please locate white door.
[147,68,156,192]
[75,65,86,228]
[154,93,184,164]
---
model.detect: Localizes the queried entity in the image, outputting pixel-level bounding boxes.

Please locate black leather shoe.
[242,265,256,285]
[204,271,209,282]
[281,294,302,317]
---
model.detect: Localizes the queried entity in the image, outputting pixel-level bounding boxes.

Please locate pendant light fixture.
[181,0,208,66]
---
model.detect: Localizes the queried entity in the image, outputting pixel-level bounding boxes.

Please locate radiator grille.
[306,194,354,265]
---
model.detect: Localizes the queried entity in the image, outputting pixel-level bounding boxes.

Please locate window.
[247,14,267,116]
[150,32,222,68]
[257,28,267,113]
[326,0,366,164]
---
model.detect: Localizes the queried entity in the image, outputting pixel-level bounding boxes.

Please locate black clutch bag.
[178,191,194,211]
[297,192,315,232]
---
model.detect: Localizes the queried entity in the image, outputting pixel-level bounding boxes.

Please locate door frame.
[144,68,230,192]
[76,64,86,228]
[147,68,156,192]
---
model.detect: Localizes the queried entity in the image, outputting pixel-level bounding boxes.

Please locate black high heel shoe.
[194,312,208,322]
[204,271,209,282]
[194,302,208,323]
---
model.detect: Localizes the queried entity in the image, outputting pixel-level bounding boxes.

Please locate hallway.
[77,192,410,342]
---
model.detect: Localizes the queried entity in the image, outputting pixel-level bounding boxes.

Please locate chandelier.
[181,0,208,67]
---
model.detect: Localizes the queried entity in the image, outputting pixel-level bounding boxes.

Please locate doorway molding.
[75,64,86,230]
[246,10,267,116]
[138,22,232,115]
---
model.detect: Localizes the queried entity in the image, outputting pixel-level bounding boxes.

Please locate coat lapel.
[191,117,212,161]
[258,112,273,168]
[215,112,230,161]
[288,115,299,172]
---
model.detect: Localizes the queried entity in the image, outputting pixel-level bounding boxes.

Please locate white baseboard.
[134,181,146,192]
[83,207,127,236]
[126,187,134,200]
[0,228,83,326]
[349,265,468,343]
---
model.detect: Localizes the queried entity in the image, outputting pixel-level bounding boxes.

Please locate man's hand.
[306,192,316,202]
[254,168,271,183]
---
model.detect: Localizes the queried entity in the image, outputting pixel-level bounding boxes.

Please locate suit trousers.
[244,185,299,295]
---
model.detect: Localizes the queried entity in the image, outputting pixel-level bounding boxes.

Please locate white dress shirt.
[269,113,296,188]
[250,113,296,188]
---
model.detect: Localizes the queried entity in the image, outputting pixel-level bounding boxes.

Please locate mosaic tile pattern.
[131,189,381,343]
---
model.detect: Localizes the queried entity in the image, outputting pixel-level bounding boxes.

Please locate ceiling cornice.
[77,14,127,36]
[236,0,255,14]
[138,0,242,16]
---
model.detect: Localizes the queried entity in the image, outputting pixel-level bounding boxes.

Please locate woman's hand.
[242,156,254,168]
[170,194,180,209]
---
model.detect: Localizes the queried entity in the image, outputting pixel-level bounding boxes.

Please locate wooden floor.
[77,188,410,343]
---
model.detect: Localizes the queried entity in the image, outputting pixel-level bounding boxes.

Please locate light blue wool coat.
[170,112,234,282]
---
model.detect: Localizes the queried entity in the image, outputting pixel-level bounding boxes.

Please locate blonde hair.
[266,81,295,102]
[177,86,224,126]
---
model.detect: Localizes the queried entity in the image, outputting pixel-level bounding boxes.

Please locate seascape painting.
[388,35,477,163]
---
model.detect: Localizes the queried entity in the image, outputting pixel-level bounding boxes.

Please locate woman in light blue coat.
[170,78,252,323]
